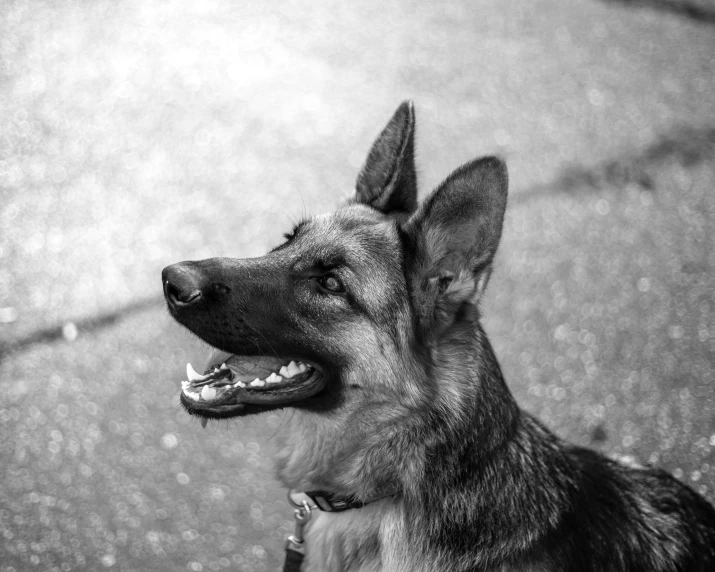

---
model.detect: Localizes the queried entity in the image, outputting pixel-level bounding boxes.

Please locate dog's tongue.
[204,349,286,382]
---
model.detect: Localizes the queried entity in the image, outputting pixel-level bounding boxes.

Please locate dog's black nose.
[162,262,214,309]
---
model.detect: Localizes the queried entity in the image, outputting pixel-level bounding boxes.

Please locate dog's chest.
[302,501,394,572]
[300,502,541,572]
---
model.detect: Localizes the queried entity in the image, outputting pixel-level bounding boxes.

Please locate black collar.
[288,489,394,513]
[305,490,365,512]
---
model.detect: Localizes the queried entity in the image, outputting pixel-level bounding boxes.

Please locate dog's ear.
[404,156,507,334]
[353,101,418,216]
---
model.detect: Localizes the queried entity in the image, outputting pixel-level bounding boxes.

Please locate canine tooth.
[279,366,290,377]
[250,378,265,387]
[201,386,217,400]
[187,363,204,382]
[287,361,301,377]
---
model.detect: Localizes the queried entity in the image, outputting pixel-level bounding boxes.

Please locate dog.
[162,102,715,571]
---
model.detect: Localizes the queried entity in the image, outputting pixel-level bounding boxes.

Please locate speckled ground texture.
[1,0,714,570]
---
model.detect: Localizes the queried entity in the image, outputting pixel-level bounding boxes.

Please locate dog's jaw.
[177,349,328,421]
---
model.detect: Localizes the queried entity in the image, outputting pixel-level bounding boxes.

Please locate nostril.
[165,281,202,306]
[165,282,180,302]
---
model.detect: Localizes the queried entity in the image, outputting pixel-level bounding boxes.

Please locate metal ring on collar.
[287,489,318,510]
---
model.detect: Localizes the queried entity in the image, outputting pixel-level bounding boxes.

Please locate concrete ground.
[1,0,714,570]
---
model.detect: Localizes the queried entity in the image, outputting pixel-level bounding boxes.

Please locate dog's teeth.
[266,373,282,384]
[250,378,265,387]
[297,362,308,373]
[234,380,246,388]
[279,366,290,377]
[201,386,217,400]
[220,363,229,371]
[181,380,191,390]
[287,361,301,377]
[186,363,204,382]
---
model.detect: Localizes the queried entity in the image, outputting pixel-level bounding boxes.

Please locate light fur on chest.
[301,500,538,572]
[302,499,412,572]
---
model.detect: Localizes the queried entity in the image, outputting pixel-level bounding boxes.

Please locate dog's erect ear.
[354,101,417,216]
[404,156,508,333]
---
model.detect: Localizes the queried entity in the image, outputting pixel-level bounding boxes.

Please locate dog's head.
[163,102,508,470]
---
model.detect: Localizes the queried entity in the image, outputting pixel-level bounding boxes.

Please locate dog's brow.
[288,220,309,238]
[270,220,310,252]
[313,255,348,272]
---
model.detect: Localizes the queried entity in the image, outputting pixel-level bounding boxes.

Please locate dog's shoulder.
[556,444,715,570]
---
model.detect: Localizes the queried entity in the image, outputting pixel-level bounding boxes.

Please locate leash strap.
[282,544,304,572]
[283,501,311,572]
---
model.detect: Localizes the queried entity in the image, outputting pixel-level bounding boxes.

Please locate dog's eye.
[319,274,344,293]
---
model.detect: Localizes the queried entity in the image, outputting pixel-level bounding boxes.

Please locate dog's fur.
[164,102,715,571]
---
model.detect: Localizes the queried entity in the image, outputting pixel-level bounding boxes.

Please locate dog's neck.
[274,312,522,497]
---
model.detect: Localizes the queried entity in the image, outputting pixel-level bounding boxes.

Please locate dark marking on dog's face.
[172,208,406,353]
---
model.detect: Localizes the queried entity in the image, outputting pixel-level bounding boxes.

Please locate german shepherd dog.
[162,102,715,571]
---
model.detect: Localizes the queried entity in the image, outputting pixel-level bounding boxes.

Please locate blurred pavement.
[1,0,714,570]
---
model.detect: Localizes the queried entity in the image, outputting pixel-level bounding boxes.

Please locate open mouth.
[179,349,326,424]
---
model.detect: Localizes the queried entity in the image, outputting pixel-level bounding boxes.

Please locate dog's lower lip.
[179,359,327,418]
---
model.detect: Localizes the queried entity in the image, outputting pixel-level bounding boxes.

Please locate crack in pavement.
[0,297,163,360]
[1,124,714,361]
[600,0,715,25]
[511,125,715,205]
